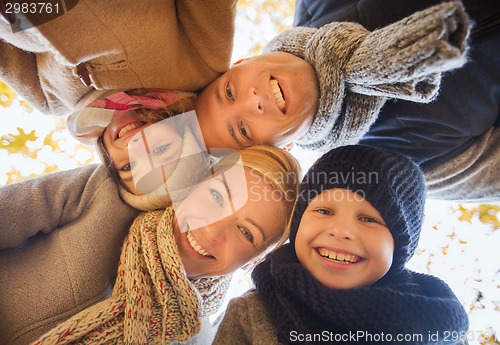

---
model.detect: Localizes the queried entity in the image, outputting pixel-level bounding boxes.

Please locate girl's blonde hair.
[211,146,301,252]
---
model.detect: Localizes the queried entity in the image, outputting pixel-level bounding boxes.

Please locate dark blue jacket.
[294,0,500,171]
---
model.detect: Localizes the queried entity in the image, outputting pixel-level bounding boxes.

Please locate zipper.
[471,15,500,37]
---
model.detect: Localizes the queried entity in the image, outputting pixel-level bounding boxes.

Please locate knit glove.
[264,1,469,152]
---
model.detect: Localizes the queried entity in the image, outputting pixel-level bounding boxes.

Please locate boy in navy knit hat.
[214,145,469,345]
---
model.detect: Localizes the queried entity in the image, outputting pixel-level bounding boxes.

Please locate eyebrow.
[216,83,222,102]
[220,173,236,214]
[245,217,267,244]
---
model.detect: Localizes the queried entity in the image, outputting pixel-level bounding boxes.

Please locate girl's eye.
[152,144,169,154]
[237,225,254,243]
[240,123,250,140]
[121,161,135,171]
[210,188,224,208]
[315,208,332,216]
[225,83,234,101]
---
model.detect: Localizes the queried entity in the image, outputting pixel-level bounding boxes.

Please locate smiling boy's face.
[195,52,320,149]
[295,188,394,289]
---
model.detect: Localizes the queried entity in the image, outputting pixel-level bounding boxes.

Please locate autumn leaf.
[0,81,17,108]
[0,128,38,155]
[456,204,500,230]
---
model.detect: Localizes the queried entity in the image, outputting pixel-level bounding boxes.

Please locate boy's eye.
[210,188,224,208]
[237,225,254,244]
[121,161,135,171]
[152,144,169,154]
[225,83,234,101]
[359,216,383,225]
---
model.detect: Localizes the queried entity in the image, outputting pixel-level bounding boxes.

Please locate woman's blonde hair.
[211,145,301,252]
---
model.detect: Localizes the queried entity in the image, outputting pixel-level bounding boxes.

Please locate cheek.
[372,235,394,272]
[294,226,310,259]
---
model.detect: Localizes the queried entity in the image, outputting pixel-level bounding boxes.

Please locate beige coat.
[0,165,140,344]
[0,0,236,116]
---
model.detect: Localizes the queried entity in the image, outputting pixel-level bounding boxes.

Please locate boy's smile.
[195,52,319,149]
[295,188,394,289]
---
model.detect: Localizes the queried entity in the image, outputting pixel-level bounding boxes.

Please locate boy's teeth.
[270,78,286,113]
[187,232,212,257]
[118,121,143,138]
[318,248,360,263]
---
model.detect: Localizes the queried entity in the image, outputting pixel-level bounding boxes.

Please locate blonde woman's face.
[174,167,284,278]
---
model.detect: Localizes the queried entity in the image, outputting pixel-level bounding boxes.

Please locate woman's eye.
[121,161,135,171]
[225,83,234,101]
[210,188,224,208]
[237,225,254,243]
[240,123,250,140]
[152,144,169,154]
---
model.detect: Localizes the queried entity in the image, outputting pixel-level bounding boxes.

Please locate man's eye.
[152,144,169,154]
[240,123,250,141]
[210,188,224,207]
[237,225,254,243]
[121,161,135,171]
[225,83,234,101]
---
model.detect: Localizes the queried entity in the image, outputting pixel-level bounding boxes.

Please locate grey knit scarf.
[264,1,470,151]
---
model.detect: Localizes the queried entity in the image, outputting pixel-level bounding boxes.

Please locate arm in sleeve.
[0,38,53,114]
[0,164,107,249]
[425,126,500,202]
[212,297,254,345]
[176,0,236,75]
[213,291,277,345]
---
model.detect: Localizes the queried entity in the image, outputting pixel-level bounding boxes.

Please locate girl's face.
[295,188,394,289]
[195,52,319,149]
[102,111,183,195]
[173,166,284,279]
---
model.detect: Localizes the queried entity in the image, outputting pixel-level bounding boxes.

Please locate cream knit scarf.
[33,207,229,344]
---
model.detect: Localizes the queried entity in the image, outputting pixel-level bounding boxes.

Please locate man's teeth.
[318,248,360,263]
[118,121,144,138]
[270,78,286,113]
[187,232,212,257]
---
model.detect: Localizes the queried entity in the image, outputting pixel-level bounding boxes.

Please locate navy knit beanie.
[290,145,426,274]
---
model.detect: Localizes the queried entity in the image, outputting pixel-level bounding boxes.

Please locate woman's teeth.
[270,78,286,113]
[318,248,360,263]
[187,231,213,257]
[118,121,145,138]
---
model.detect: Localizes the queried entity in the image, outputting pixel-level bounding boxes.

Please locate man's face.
[196,52,319,149]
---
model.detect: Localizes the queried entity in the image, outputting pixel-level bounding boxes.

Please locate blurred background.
[0,1,498,343]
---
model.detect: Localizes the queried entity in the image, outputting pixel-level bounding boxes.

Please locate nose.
[200,222,229,244]
[327,219,355,240]
[244,87,263,115]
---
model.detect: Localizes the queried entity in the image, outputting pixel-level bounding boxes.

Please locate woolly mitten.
[264,1,470,151]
